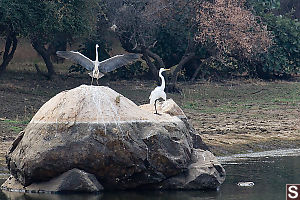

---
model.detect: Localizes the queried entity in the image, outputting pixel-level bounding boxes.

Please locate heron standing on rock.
[149,68,170,115]
[56,44,141,85]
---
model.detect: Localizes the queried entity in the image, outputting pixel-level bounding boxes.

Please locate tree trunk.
[0,31,18,76]
[118,36,164,81]
[32,41,56,79]
[168,39,197,92]
[145,49,165,69]
[191,57,213,82]
[171,53,195,84]
[167,53,195,93]
[141,48,162,81]
[142,53,160,82]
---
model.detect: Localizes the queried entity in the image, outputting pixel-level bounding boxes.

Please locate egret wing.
[56,51,94,71]
[99,53,141,73]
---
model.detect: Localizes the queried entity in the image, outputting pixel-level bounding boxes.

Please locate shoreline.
[218,148,300,162]
[202,135,300,156]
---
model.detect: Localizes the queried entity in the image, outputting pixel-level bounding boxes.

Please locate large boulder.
[3,85,225,192]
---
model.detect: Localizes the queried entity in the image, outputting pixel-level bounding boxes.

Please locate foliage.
[0,0,29,34]
[260,14,300,76]
[248,0,300,77]
[27,0,96,43]
[102,0,160,48]
[1,0,298,81]
[248,0,281,12]
[153,29,186,68]
[195,0,272,61]
[154,0,273,81]
[0,0,98,78]
[0,0,95,41]
[99,0,276,84]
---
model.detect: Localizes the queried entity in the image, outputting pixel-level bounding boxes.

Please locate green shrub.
[260,14,300,76]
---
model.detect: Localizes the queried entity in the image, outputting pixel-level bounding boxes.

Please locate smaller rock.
[161,99,186,117]
[139,99,185,117]
[1,168,103,193]
[160,149,226,189]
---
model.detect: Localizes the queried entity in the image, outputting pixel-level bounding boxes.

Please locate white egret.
[56,44,141,85]
[149,68,170,115]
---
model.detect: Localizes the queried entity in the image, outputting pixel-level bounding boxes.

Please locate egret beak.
[164,69,170,71]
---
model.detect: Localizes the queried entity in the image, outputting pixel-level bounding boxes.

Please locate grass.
[181,81,300,114]
[1,119,30,125]
[0,118,30,134]
[183,101,199,110]
[10,126,23,133]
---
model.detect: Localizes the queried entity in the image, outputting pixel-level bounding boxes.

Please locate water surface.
[1,149,300,200]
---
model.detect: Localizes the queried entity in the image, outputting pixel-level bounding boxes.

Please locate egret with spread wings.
[56,44,141,85]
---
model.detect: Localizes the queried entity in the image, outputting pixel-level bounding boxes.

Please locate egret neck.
[93,44,100,78]
[95,44,99,62]
[159,70,166,90]
[159,68,169,90]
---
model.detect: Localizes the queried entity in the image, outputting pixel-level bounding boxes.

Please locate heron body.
[89,44,103,83]
[56,44,141,85]
[149,68,170,115]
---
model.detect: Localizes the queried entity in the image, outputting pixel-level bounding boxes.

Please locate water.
[1,149,300,200]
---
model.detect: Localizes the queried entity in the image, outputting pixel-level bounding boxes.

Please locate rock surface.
[3,85,225,192]
[139,99,186,118]
[1,168,103,193]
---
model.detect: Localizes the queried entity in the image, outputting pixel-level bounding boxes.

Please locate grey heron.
[56,44,141,85]
[149,68,170,115]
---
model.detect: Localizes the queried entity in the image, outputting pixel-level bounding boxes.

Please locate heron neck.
[159,71,165,90]
[95,46,99,62]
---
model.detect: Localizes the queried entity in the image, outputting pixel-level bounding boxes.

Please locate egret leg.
[154,99,161,115]
[91,77,94,85]
[96,79,99,86]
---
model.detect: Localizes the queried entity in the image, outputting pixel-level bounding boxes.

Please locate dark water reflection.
[1,153,300,200]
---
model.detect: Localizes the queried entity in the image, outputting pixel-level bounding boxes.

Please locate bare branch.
[145,49,165,69]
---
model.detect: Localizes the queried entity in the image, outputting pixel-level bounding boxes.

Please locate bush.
[260,14,300,76]
[247,0,300,78]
